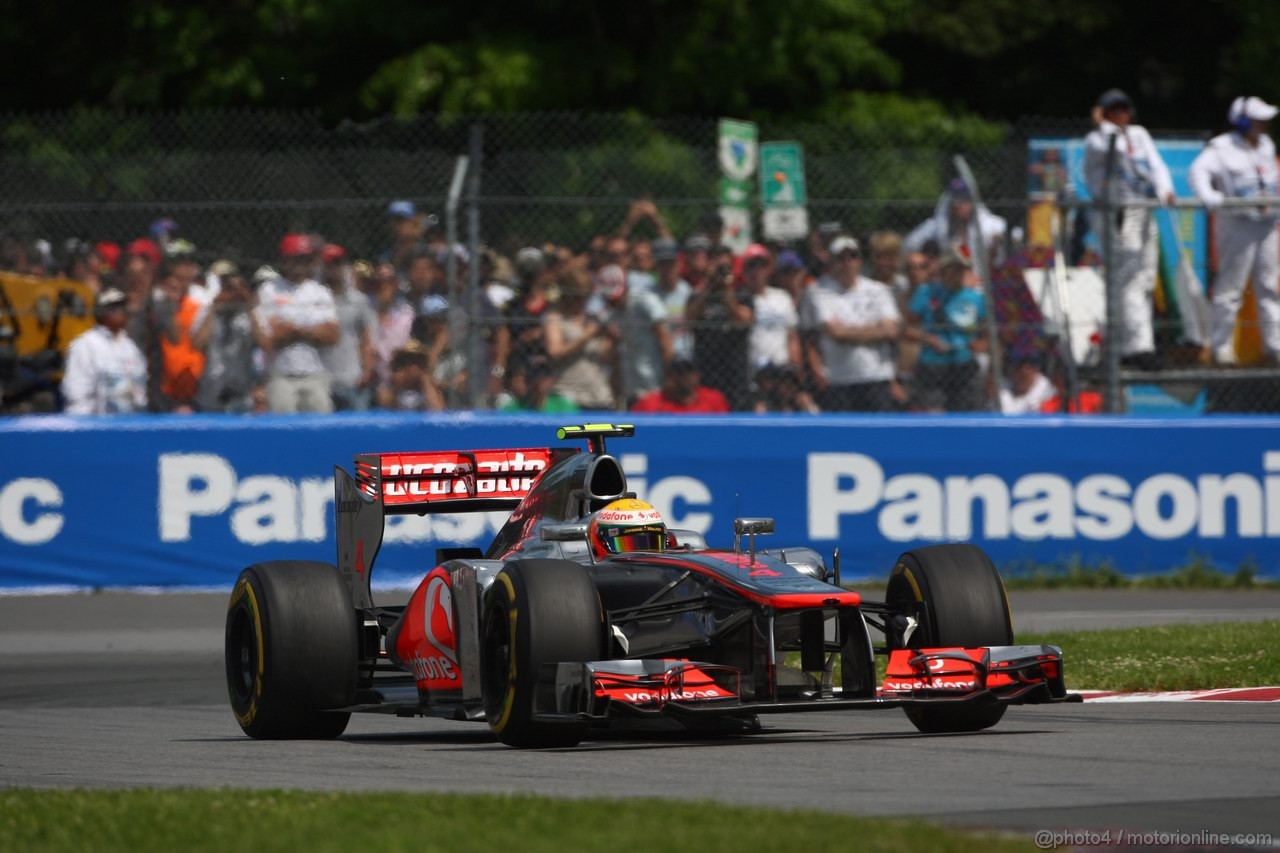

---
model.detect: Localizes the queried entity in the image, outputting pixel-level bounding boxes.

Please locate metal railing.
[1053,195,1280,413]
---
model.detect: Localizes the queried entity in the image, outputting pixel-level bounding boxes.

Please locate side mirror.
[733,517,775,565]
[733,518,775,536]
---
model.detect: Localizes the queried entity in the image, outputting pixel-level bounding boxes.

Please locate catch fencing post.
[466,123,484,408]
[952,155,1003,412]
[446,154,471,393]
[1101,134,1120,413]
[1049,194,1081,410]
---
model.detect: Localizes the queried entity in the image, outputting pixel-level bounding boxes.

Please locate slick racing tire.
[482,560,606,748]
[886,544,1013,734]
[225,561,357,739]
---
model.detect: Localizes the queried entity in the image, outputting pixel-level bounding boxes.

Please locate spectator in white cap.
[61,288,148,414]
[1083,88,1176,370]
[810,235,902,411]
[1189,96,1280,365]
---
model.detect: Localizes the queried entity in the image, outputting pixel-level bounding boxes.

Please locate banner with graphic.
[1029,137,1208,280]
[1028,137,1210,336]
[2,413,1278,589]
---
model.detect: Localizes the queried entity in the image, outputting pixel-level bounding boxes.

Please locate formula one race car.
[225,424,1077,747]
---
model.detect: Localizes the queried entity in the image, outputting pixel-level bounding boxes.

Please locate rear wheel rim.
[227,605,257,704]
[482,603,512,716]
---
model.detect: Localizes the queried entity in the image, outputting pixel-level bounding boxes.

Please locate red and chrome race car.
[225,423,1077,747]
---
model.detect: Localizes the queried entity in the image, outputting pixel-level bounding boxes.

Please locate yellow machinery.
[0,272,96,359]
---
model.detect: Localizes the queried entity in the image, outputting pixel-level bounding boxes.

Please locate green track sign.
[760,141,806,207]
[719,178,751,206]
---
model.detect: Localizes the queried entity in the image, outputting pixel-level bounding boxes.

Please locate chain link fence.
[1,110,1274,416]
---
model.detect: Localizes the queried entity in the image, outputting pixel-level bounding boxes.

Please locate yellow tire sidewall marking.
[999,574,1014,640]
[230,578,266,727]
[491,573,519,733]
[893,563,923,602]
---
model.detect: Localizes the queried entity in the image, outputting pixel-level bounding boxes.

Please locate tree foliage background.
[4,0,1277,255]
[4,0,1275,131]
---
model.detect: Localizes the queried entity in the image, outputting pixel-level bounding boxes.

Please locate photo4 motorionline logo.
[1034,829,1272,849]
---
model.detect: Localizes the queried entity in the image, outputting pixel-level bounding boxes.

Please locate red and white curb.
[1078,687,1280,702]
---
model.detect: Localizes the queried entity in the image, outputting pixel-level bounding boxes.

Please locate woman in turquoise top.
[904,244,987,412]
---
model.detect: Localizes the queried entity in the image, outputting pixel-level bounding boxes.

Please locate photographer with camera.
[687,244,753,410]
[193,262,259,413]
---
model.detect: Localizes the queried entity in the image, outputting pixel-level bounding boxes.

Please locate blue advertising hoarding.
[2,413,1278,590]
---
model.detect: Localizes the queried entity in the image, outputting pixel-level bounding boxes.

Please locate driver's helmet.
[588,498,667,559]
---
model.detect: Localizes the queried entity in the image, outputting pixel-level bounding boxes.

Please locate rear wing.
[354,447,571,514]
[335,446,577,608]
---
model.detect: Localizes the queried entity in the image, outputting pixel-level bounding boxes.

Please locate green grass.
[1000,561,1130,590]
[999,556,1276,590]
[848,556,1280,591]
[1022,620,1280,692]
[0,789,1030,853]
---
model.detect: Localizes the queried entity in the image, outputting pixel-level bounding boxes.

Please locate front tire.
[886,544,1013,734]
[225,561,357,739]
[482,560,606,748]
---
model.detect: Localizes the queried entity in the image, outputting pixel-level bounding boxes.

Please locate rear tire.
[482,560,606,748]
[225,561,357,739]
[886,544,1013,734]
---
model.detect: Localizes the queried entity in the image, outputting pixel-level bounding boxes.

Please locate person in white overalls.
[1084,89,1176,368]
[1189,96,1280,365]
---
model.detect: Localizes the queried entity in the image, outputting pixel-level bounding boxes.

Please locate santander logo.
[424,576,458,665]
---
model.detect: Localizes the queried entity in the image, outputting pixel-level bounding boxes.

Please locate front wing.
[533,645,1079,722]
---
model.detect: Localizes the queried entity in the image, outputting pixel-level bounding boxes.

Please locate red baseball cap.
[321,243,347,264]
[126,238,161,267]
[742,243,772,264]
[279,233,317,258]
[95,241,122,271]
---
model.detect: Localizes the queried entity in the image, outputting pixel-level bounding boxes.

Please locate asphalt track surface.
[2,588,1279,839]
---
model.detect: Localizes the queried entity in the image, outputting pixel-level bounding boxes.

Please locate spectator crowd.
[6,88,1277,418]
[0,191,1071,418]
